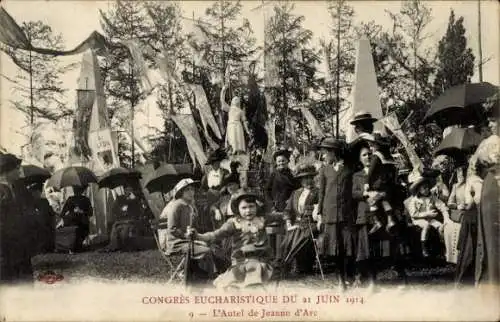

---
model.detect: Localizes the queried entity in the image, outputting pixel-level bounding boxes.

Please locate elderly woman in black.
[316,137,354,290]
[265,149,299,213]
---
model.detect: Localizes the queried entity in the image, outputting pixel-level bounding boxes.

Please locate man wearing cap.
[159,178,219,280]
[316,137,355,290]
[0,154,34,284]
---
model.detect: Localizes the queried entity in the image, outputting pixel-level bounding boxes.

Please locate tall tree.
[99,1,153,167]
[381,0,441,164]
[433,10,475,95]
[1,21,74,126]
[324,0,356,136]
[265,2,319,146]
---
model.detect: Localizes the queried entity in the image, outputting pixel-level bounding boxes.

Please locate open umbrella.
[98,167,142,189]
[424,82,498,127]
[46,166,97,189]
[434,127,482,159]
[144,163,193,193]
[20,165,51,184]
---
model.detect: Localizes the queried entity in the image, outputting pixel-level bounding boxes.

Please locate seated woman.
[280,165,319,276]
[59,185,93,253]
[187,189,281,290]
[158,178,220,281]
[102,185,144,252]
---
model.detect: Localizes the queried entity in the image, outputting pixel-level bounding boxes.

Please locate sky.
[1,0,499,155]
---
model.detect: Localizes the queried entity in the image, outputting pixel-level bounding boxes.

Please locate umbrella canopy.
[424,82,498,127]
[46,166,97,190]
[144,163,193,193]
[434,127,482,158]
[19,165,51,184]
[98,167,142,189]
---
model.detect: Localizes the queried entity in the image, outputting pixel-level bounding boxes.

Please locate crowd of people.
[157,105,499,291]
[1,104,498,292]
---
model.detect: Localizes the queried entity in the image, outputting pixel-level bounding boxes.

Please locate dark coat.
[318,163,354,225]
[352,169,370,225]
[368,151,397,193]
[265,168,299,212]
[0,183,33,282]
[475,168,500,285]
[283,187,319,224]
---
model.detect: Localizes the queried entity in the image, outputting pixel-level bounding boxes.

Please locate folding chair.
[151,218,187,285]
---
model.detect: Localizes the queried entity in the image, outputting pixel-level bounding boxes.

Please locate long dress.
[0,182,33,284]
[225,106,247,153]
[455,176,482,284]
[197,214,281,289]
[443,183,464,264]
[280,187,319,274]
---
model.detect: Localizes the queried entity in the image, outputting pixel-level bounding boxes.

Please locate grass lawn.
[32,249,456,288]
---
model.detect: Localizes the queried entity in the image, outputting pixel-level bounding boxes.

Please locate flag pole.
[477,0,483,82]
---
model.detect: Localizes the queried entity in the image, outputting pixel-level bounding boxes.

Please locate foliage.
[433,10,475,96]
[1,21,75,124]
[265,2,320,147]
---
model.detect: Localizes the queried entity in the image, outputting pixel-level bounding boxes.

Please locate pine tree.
[99,1,150,167]
[433,10,475,95]
[1,21,74,125]
[265,3,320,146]
[324,0,356,136]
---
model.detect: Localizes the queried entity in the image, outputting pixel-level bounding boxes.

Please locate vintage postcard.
[0,0,499,321]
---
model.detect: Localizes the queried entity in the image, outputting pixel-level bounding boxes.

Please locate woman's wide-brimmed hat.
[172,178,200,199]
[220,174,240,193]
[350,111,378,125]
[273,148,291,160]
[0,153,22,175]
[408,169,440,194]
[295,164,318,179]
[230,188,261,215]
[205,148,227,165]
[318,137,346,151]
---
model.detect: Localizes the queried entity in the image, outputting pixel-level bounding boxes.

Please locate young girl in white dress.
[220,85,250,155]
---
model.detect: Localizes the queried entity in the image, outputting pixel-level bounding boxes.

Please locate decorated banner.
[300,105,325,138]
[121,40,154,94]
[171,112,208,167]
[190,84,222,140]
[0,8,107,58]
[380,113,424,172]
[263,91,276,162]
[88,129,118,174]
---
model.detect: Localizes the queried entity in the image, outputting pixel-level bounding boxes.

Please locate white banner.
[88,128,120,175]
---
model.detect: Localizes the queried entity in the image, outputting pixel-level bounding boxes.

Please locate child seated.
[407,172,448,257]
[186,189,280,290]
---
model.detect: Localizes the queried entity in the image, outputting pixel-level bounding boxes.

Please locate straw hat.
[350,111,378,125]
[172,178,199,199]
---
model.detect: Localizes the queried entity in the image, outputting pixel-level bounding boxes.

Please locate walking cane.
[307,217,325,281]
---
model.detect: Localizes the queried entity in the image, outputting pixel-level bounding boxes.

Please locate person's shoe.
[386,216,396,231]
[369,222,382,235]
